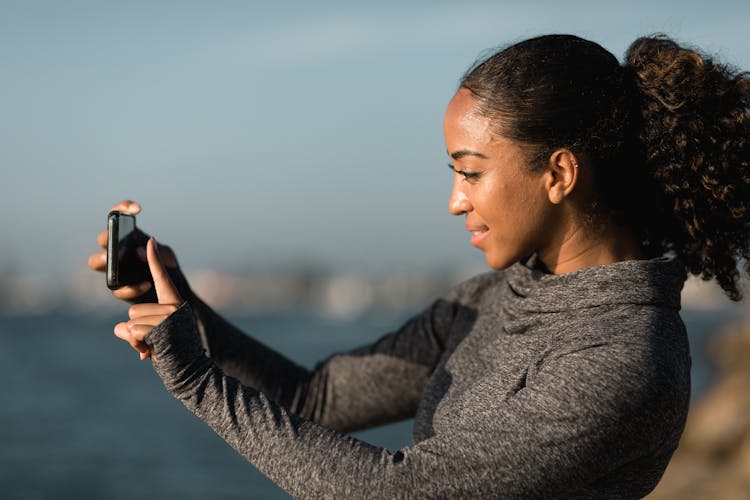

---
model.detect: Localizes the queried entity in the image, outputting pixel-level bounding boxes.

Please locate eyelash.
[448,163,482,181]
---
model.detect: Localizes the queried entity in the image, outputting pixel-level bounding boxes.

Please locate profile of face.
[443,88,560,270]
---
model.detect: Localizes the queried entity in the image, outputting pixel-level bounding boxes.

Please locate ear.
[544,149,579,204]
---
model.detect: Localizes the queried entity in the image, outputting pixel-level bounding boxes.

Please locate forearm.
[145,304,398,499]
[184,293,315,411]
[152,298,436,430]
[177,276,453,431]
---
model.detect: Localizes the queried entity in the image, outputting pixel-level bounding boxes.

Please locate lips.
[466,224,489,247]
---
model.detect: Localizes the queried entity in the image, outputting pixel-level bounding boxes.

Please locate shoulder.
[549,302,689,375]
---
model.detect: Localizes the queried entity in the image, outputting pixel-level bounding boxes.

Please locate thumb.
[146,237,183,305]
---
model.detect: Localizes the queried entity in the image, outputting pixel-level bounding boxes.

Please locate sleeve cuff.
[145,302,206,375]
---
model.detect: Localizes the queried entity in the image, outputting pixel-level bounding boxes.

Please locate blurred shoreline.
[0,263,744,318]
[0,264,484,318]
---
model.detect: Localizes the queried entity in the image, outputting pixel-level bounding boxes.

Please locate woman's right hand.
[88,200,180,302]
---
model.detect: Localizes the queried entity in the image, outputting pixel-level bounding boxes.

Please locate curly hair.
[460,34,750,300]
[627,36,750,299]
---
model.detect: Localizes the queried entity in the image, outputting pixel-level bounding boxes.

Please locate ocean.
[0,306,743,499]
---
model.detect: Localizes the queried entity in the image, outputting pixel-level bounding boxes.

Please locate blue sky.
[2,0,749,279]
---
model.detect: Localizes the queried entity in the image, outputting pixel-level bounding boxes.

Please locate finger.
[88,251,106,272]
[127,314,173,328]
[138,243,177,268]
[127,323,157,340]
[124,324,153,354]
[114,321,131,341]
[110,200,142,215]
[114,322,152,358]
[112,282,153,300]
[128,303,178,320]
[139,243,177,268]
[147,238,182,305]
[97,229,108,249]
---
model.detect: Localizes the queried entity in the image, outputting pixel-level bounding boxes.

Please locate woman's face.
[443,88,557,270]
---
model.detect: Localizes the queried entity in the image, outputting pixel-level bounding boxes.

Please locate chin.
[483,243,536,270]
[484,252,518,271]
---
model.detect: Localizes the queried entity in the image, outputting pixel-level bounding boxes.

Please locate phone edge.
[106,211,120,290]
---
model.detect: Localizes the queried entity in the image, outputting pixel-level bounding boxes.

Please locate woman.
[89,34,750,498]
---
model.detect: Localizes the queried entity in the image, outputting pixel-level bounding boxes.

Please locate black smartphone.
[106,211,152,290]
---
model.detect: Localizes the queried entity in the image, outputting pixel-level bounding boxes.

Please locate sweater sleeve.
[172,287,458,433]
[132,267,317,409]
[144,302,686,499]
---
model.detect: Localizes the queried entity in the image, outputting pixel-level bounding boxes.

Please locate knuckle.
[128,305,141,319]
[127,326,142,339]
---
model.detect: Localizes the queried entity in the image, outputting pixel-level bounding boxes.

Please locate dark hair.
[460,34,750,300]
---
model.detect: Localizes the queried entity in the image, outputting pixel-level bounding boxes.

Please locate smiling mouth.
[468,226,489,247]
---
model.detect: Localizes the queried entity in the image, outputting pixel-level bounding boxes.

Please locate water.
[0,306,743,499]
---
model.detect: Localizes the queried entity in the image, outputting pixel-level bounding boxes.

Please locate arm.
[179,287,459,432]
[145,304,688,499]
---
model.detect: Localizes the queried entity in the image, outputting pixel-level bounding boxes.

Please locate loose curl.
[627,36,750,300]
[460,34,750,300]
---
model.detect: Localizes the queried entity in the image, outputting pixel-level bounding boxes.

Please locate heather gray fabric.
[144,255,690,499]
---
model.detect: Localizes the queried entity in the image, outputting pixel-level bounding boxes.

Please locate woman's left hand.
[114,237,185,360]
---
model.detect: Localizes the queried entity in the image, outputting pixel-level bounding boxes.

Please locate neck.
[538,219,645,275]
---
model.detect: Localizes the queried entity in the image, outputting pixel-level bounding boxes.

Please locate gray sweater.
[145,255,690,499]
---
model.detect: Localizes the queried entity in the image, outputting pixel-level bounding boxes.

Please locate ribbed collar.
[502,254,686,314]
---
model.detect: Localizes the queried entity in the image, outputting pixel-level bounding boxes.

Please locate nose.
[448,176,472,216]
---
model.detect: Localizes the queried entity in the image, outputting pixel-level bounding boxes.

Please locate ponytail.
[626,35,750,300]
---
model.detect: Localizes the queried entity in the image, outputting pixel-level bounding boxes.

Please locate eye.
[448,163,482,182]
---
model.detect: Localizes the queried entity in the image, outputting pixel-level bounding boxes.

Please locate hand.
[88,200,179,301]
[113,238,185,360]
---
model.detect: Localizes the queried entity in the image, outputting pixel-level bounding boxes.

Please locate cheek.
[483,181,520,224]
[485,184,548,252]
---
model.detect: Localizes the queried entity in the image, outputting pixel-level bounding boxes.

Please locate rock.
[646,314,750,499]
[680,373,750,457]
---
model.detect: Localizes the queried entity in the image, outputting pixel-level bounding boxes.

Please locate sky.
[2,0,749,280]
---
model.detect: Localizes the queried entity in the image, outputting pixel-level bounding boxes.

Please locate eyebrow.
[449,149,490,160]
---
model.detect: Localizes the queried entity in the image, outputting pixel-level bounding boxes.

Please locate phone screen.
[117,214,136,250]
[107,212,151,289]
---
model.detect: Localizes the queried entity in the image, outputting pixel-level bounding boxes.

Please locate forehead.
[444,88,505,150]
